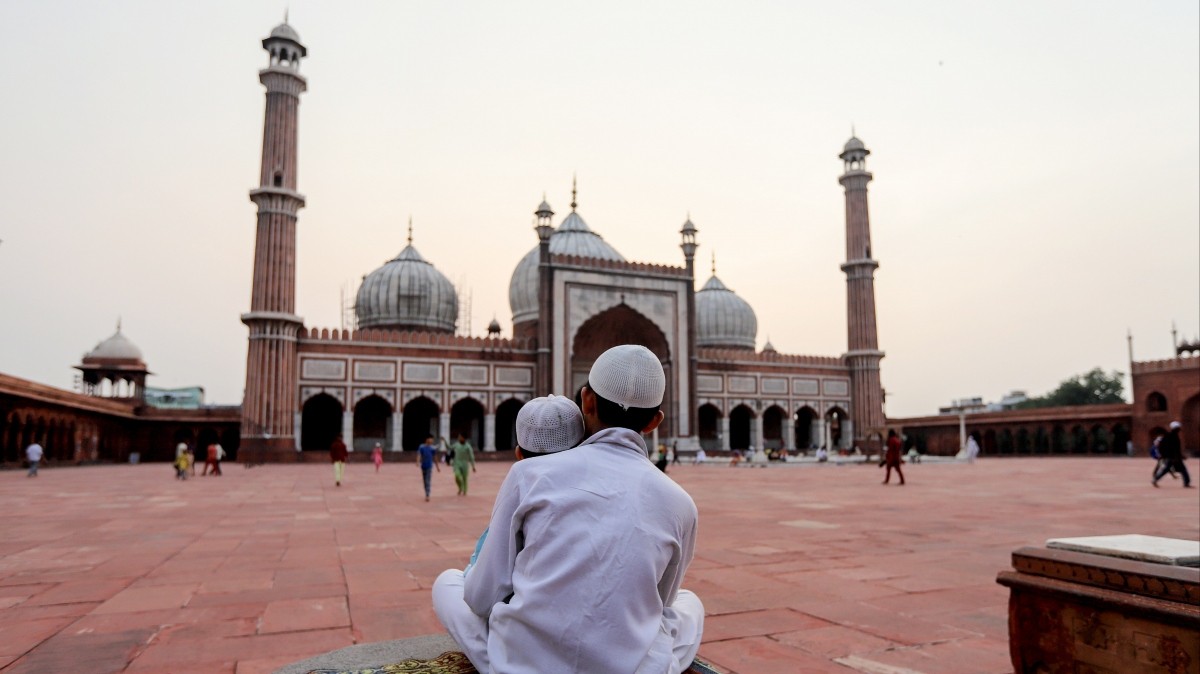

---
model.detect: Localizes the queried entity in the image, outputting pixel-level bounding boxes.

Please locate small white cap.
[516,395,585,454]
[588,344,665,409]
[1169,420,1182,430]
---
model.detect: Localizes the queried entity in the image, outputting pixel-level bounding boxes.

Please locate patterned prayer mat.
[305,651,477,674]
[304,650,723,674]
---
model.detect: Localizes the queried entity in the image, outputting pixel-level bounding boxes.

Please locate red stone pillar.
[240,23,308,461]
[839,137,886,450]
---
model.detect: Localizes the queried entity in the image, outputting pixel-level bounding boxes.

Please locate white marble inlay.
[403,362,443,383]
[495,366,532,386]
[780,519,840,530]
[1046,534,1200,567]
[697,374,723,393]
[762,377,788,394]
[355,361,396,382]
[793,378,819,395]
[302,359,346,380]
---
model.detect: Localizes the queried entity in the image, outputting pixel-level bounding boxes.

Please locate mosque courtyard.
[1,456,1197,674]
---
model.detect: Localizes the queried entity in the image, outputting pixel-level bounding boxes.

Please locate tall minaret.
[240,20,308,460]
[839,134,886,449]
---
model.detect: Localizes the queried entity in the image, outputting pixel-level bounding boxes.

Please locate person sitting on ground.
[694,447,707,464]
[449,395,585,581]
[432,344,704,673]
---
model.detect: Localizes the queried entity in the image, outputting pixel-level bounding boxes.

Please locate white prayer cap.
[516,395,585,454]
[1170,420,1182,430]
[588,344,665,409]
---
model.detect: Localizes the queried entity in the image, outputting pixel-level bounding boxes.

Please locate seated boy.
[434,394,586,669]
[433,345,703,674]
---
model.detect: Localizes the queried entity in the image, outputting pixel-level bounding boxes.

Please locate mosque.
[5,19,1196,466]
[237,20,887,462]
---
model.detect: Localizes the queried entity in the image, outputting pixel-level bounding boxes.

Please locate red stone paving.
[1,457,1197,674]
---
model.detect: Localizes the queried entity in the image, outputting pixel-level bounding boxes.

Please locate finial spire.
[284,7,289,23]
[570,174,578,212]
[851,123,856,137]
[711,251,716,276]
[116,316,122,333]
[407,216,413,246]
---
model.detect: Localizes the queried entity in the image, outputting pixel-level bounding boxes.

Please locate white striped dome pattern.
[695,275,757,350]
[508,211,625,324]
[356,245,458,332]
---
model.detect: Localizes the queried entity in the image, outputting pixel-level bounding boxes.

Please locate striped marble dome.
[695,275,757,350]
[356,244,458,333]
[509,210,625,324]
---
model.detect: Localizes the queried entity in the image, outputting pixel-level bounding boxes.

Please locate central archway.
[571,303,673,437]
[402,396,439,452]
[301,394,342,451]
[353,395,393,453]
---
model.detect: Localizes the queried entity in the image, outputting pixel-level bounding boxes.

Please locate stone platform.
[0,457,1196,674]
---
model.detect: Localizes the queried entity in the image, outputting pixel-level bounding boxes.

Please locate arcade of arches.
[695,403,850,452]
[299,393,524,454]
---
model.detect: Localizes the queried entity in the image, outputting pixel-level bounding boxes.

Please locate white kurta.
[462,427,700,673]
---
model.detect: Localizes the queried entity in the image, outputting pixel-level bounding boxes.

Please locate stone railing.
[298,327,534,352]
[1131,354,1199,374]
[698,347,845,367]
[550,253,690,278]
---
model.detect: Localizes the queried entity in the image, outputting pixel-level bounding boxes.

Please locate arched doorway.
[698,404,721,451]
[729,405,754,450]
[450,397,485,449]
[825,407,848,449]
[794,407,818,450]
[402,396,439,452]
[762,406,785,449]
[571,304,673,437]
[301,394,342,451]
[353,395,393,452]
[1182,394,1200,456]
[1111,423,1130,455]
[495,398,523,452]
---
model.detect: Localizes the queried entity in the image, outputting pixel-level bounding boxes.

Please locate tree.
[1017,368,1125,409]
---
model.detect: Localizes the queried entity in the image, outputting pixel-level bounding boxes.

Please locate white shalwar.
[433,427,704,674]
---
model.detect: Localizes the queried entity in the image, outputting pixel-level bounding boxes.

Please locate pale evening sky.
[0,1,1197,418]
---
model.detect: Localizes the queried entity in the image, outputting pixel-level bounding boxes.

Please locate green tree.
[1017,368,1125,409]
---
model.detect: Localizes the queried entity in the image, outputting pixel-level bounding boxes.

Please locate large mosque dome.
[356,239,458,333]
[695,274,757,350]
[509,205,625,325]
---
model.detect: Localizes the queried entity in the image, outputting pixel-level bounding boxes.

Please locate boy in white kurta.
[432,345,704,673]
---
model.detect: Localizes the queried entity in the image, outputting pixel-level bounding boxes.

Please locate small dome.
[269,22,302,43]
[487,318,502,334]
[536,200,553,216]
[696,275,757,350]
[84,326,145,364]
[762,339,776,353]
[509,210,625,324]
[356,244,458,333]
[844,136,865,152]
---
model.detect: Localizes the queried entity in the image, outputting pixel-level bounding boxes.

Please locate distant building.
[144,386,206,410]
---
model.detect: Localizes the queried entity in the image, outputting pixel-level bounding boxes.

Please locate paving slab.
[0,457,1196,673]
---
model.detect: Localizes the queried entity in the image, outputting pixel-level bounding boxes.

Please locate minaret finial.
[711,251,716,276]
[851,123,856,137]
[570,174,578,212]
[407,216,413,245]
[116,316,122,332]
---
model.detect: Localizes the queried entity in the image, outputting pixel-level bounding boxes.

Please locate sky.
[0,1,1197,417]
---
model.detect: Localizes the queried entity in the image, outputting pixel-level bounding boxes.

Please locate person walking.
[1153,422,1192,488]
[330,434,348,487]
[882,429,905,485]
[418,434,442,501]
[371,442,384,473]
[25,439,43,477]
[449,433,476,496]
[202,442,225,476]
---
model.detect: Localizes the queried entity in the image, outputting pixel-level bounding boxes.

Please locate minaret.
[839,134,886,449]
[680,216,698,442]
[533,195,555,396]
[240,20,308,461]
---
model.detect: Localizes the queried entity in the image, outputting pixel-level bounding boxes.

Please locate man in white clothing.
[25,440,44,477]
[432,344,704,673]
